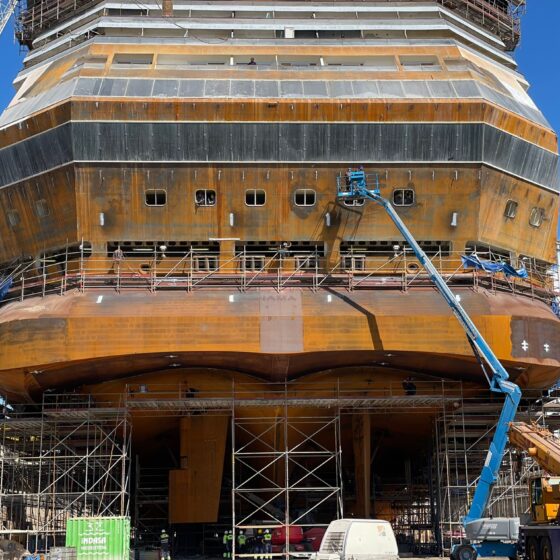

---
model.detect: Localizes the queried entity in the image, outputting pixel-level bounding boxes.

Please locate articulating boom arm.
[336,171,521,525]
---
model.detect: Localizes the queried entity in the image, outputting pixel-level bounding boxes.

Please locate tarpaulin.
[461,255,528,278]
[0,277,13,301]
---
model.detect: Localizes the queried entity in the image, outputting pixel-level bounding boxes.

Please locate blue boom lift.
[336,169,522,560]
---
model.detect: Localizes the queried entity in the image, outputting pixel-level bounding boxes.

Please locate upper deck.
[17,0,525,53]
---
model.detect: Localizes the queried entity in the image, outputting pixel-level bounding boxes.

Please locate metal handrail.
[0,248,555,305]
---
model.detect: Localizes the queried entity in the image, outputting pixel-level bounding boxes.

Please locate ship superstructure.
[0,0,558,555]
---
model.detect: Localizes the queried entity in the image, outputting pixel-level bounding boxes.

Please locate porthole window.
[245,189,266,206]
[294,189,316,207]
[195,189,216,206]
[504,200,518,219]
[343,198,365,207]
[145,189,166,206]
[393,189,415,207]
[529,207,545,228]
[34,199,50,218]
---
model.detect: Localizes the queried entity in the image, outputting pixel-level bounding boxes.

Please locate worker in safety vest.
[237,530,247,554]
[160,529,171,560]
[227,530,234,557]
[263,529,272,559]
[254,528,264,559]
[223,530,231,558]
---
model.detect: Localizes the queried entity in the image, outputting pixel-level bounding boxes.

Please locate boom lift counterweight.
[336,169,522,560]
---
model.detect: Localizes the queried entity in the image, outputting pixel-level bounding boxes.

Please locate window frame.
[294,188,317,207]
[529,207,545,228]
[34,198,50,218]
[6,208,20,228]
[195,189,217,207]
[392,188,415,207]
[245,189,267,207]
[504,199,518,219]
[145,189,167,207]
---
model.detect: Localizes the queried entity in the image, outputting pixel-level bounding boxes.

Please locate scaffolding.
[0,394,130,552]
[0,383,557,555]
[231,401,343,557]
[435,393,560,553]
[0,246,555,307]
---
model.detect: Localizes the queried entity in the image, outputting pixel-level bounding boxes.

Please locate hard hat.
[265,529,270,534]
[161,529,165,533]
[239,530,244,534]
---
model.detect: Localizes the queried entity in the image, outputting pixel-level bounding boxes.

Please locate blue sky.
[0,3,559,134]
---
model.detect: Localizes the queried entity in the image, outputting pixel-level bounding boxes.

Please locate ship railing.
[0,248,556,306]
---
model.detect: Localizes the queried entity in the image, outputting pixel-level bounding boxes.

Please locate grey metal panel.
[0,123,72,186]
[255,81,279,98]
[377,81,405,98]
[302,123,331,161]
[303,81,328,97]
[402,81,430,99]
[231,80,255,98]
[280,81,304,97]
[483,125,558,188]
[279,123,305,162]
[204,80,230,97]
[179,80,204,97]
[451,80,479,98]
[328,81,354,98]
[74,77,102,96]
[352,81,379,98]
[427,81,456,98]
[153,79,180,97]
[99,78,128,97]
[0,123,557,190]
[125,79,154,97]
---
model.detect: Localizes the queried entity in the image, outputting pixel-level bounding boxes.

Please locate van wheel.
[541,537,552,560]
[454,545,478,560]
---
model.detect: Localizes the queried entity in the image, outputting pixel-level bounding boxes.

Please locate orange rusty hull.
[0,286,558,400]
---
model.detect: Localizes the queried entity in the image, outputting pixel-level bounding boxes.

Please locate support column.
[352,412,371,518]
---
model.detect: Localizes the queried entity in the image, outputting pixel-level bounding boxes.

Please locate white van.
[316,519,399,560]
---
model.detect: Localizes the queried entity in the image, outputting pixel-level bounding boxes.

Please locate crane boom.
[336,170,522,558]
[509,422,560,476]
[0,0,18,37]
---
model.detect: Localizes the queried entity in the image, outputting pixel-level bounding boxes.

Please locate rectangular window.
[145,190,167,206]
[504,200,518,219]
[393,189,415,207]
[295,254,318,270]
[529,207,545,227]
[399,55,441,72]
[242,255,266,271]
[6,209,20,228]
[294,189,316,207]
[113,53,154,66]
[195,189,216,206]
[342,255,366,271]
[245,189,266,206]
[193,254,218,271]
[34,199,50,218]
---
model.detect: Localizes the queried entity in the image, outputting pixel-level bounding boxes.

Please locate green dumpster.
[65,516,130,560]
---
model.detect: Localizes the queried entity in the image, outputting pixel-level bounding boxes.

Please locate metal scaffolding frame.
[0,394,131,552]
[230,399,343,558]
[434,393,560,554]
[0,382,556,556]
